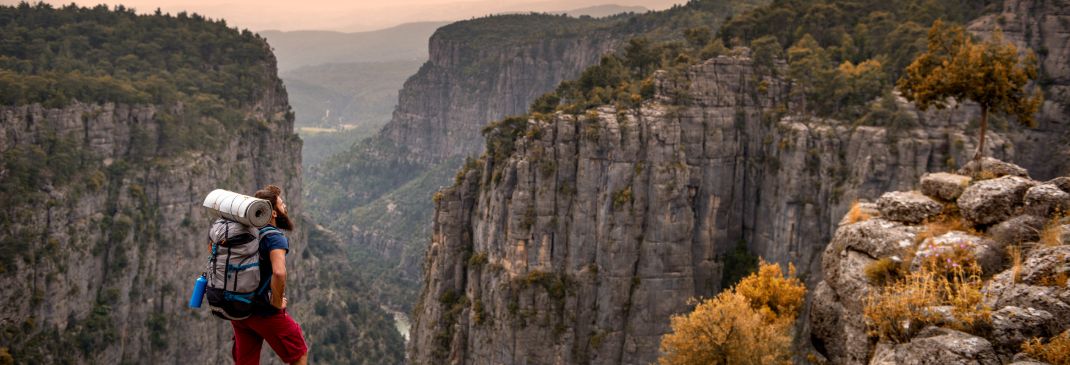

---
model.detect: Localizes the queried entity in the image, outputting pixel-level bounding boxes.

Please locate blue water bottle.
[189,273,207,308]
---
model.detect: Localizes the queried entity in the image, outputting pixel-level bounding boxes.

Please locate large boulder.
[912,231,1003,275]
[984,246,1070,329]
[921,172,972,201]
[1048,176,1070,193]
[990,306,1059,356]
[868,327,1000,365]
[958,157,1029,178]
[1023,184,1070,217]
[957,176,1037,226]
[877,191,943,224]
[814,218,919,365]
[987,215,1046,248]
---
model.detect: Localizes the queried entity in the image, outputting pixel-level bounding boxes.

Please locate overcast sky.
[8,0,687,32]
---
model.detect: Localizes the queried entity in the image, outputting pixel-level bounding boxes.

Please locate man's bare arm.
[270,248,287,309]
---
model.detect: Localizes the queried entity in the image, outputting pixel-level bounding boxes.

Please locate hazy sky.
[9,0,687,32]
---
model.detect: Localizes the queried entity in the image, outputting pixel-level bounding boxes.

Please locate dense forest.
[0,2,279,108]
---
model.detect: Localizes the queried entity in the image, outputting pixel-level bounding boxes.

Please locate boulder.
[1049,176,1070,193]
[988,215,1046,248]
[921,172,972,201]
[1023,184,1070,217]
[868,327,1000,365]
[912,231,1003,275]
[877,191,943,224]
[984,246,1070,329]
[990,306,1059,355]
[823,218,918,295]
[958,157,1029,178]
[958,176,1037,226]
[816,218,918,365]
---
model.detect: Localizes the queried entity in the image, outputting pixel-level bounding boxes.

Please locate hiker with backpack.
[195,185,308,365]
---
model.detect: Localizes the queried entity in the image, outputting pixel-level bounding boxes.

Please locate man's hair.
[255,184,293,230]
[254,184,283,209]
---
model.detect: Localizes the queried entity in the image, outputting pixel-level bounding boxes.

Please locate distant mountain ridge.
[260,21,448,71]
[559,4,648,17]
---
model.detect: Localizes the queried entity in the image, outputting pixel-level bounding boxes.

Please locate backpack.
[203,219,281,320]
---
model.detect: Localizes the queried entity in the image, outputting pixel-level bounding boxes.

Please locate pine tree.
[897,20,1043,164]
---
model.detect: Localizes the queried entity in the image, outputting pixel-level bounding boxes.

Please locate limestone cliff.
[408,54,1014,365]
[0,86,302,363]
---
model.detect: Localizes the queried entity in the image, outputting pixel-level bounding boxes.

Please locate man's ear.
[272,210,278,218]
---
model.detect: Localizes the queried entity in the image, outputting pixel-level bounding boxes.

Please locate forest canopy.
[0,2,277,107]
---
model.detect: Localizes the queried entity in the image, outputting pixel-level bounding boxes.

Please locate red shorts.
[231,310,308,364]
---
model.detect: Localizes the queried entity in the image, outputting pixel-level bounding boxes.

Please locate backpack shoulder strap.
[258,226,281,238]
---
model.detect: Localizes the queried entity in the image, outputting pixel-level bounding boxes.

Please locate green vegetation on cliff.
[0,2,278,107]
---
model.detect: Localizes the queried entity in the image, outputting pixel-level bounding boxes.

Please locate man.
[230,184,308,365]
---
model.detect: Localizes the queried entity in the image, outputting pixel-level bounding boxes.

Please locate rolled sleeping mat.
[202,189,272,227]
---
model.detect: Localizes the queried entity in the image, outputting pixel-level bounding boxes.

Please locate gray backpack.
[204,219,278,320]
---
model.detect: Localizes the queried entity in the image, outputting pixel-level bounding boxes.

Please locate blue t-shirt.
[255,225,289,315]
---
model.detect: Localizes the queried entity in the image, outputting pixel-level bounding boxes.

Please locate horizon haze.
[6,0,686,32]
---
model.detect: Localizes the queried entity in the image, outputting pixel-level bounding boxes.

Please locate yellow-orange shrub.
[1040,216,1065,247]
[659,261,806,365]
[865,256,989,343]
[735,260,806,320]
[846,200,872,224]
[1022,331,1070,365]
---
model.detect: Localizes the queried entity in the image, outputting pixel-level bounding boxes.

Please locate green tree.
[787,34,832,113]
[897,20,1043,163]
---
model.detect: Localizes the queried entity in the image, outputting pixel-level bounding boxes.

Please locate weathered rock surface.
[912,231,1002,275]
[816,218,919,364]
[988,214,1047,248]
[0,89,307,363]
[869,327,1000,365]
[958,176,1037,226]
[1024,183,1070,216]
[958,157,1031,178]
[1049,176,1070,193]
[990,306,1059,355]
[878,191,944,223]
[921,172,973,201]
[985,245,1070,347]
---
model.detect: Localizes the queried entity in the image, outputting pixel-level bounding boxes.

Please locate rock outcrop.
[811,159,1070,364]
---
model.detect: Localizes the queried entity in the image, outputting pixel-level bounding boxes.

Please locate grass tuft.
[1022,331,1070,365]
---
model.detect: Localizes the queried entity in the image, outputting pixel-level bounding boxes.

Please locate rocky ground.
[811,158,1070,364]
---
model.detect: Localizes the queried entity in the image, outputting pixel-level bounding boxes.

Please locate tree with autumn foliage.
[658,260,806,365]
[897,20,1043,164]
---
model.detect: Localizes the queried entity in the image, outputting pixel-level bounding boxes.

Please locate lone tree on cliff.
[897,20,1043,166]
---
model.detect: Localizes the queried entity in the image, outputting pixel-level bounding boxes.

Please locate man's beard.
[275,209,294,231]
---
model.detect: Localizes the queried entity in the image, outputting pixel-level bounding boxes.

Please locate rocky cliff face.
[381,34,623,163]
[407,54,1018,365]
[0,78,302,363]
